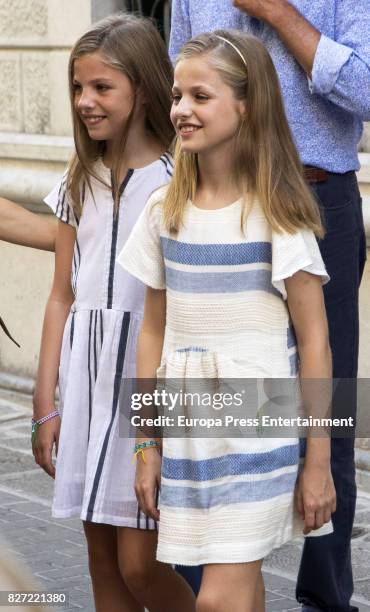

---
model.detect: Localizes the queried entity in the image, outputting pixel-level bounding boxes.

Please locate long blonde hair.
[67,13,174,217]
[164,31,323,237]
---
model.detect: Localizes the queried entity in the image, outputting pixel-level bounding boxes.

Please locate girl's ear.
[136,87,147,107]
[238,100,247,120]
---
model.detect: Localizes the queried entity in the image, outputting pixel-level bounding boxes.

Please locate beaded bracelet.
[31,410,60,448]
[133,440,161,464]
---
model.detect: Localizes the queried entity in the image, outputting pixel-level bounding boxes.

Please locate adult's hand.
[232,0,320,76]
[232,0,285,23]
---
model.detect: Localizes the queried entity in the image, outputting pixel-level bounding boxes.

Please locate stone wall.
[0,1,130,211]
[0,0,91,134]
[0,0,93,212]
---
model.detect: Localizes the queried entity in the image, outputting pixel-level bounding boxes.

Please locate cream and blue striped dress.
[118,185,331,564]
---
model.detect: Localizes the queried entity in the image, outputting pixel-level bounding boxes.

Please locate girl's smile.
[73,52,135,145]
[178,123,202,135]
[171,56,245,155]
[81,114,107,126]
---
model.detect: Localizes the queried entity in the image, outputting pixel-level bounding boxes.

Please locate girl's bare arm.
[33,220,75,477]
[135,287,166,521]
[137,287,166,378]
[0,197,56,252]
[285,270,336,533]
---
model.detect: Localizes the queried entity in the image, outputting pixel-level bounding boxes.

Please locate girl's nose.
[174,98,193,118]
[76,89,95,111]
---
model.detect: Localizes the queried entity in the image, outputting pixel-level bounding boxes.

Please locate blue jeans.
[176,565,203,595]
[296,171,367,611]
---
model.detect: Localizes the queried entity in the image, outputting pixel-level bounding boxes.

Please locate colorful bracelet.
[133,440,161,464]
[31,410,60,448]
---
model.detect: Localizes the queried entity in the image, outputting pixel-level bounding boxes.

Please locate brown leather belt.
[303,166,328,184]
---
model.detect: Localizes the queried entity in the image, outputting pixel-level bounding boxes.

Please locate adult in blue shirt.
[169,1,370,611]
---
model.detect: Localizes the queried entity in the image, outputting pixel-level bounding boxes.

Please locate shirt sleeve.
[44,175,77,228]
[116,189,166,290]
[169,0,192,63]
[309,1,370,120]
[271,228,329,300]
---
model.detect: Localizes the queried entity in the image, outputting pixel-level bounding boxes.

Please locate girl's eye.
[195,94,209,101]
[73,83,82,92]
[97,84,109,92]
[172,94,181,104]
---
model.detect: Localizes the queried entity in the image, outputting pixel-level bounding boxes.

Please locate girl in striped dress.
[118,31,336,611]
[32,15,196,612]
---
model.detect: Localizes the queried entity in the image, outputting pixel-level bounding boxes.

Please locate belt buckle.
[304,166,328,184]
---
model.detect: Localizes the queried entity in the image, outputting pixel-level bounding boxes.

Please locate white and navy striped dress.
[118,186,331,564]
[44,155,173,527]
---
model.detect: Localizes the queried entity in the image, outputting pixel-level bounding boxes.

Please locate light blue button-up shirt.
[169,1,370,173]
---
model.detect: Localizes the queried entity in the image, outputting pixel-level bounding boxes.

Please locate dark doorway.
[123,0,171,42]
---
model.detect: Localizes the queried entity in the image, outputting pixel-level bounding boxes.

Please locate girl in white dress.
[118,31,336,612]
[32,15,195,612]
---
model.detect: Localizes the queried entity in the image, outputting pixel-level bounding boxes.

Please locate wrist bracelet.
[133,440,160,464]
[31,410,60,448]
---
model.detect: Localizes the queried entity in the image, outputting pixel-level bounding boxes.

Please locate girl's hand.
[134,448,162,522]
[32,417,61,479]
[295,465,336,535]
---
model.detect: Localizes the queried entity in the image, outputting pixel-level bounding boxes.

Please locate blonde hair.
[67,13,174,217]
[164,31,324,237]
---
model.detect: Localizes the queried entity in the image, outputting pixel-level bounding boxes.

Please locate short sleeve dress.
[44,154,173,527]
[117,188,331,564]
